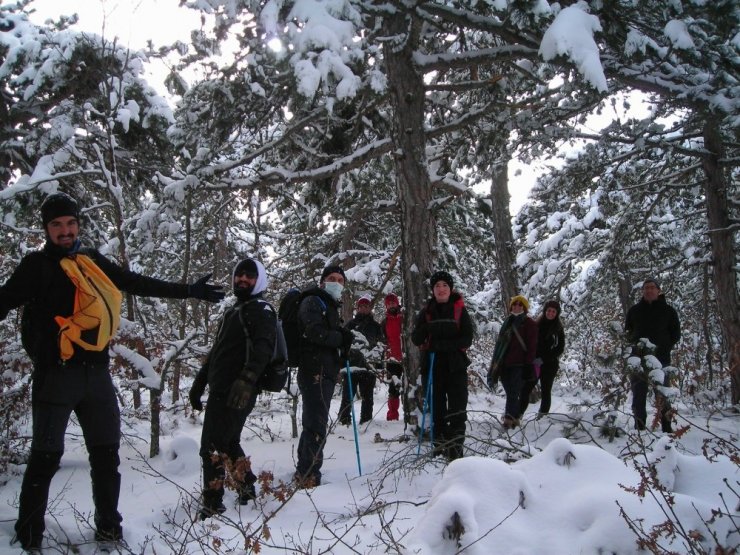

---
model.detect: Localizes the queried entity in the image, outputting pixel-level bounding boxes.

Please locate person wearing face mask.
[0,193,224,551]
[188,258,277,520]
[293,265,353,487]
[488,295,538,430]
[411,271,474,461]
[381,293,405,421]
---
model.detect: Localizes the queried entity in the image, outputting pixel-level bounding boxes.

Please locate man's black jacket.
[195,295,277,394]
[0,242,189,370]
[625,295,680,365]
[297,287,344,382]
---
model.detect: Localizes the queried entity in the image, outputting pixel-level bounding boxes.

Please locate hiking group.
[0,193,681,551]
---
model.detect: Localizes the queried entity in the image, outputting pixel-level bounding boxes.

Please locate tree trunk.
[701,118,740,406]
[383,15,436,427]
[616,267,633,319]
[489,148,518,312]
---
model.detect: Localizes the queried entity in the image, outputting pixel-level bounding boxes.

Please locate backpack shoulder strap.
[511,323,527,351]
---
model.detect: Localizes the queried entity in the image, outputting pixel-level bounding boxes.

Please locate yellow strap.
[55,254,122,360]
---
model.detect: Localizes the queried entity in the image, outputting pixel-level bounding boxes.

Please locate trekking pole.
[417,352,436,456]
[345,359,362,476]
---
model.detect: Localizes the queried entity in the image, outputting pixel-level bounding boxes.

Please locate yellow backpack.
[55,254,123,360]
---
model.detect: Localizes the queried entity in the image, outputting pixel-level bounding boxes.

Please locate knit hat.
[510,295,530,312]
[642,277,661,289]
[41,193,79,226]
[429,270,453,290]
[356,295,371,308]
[321,265,346,282]
[384,293,399,306]
[543,300,561,315]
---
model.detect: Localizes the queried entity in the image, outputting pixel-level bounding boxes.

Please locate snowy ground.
[0,376,737,554]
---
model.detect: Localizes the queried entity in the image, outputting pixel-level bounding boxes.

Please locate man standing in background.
[625,278,681,432]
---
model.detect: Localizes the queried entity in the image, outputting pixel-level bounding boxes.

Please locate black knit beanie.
[321,265,346,282]
[41,193,79,226]
[429,270,453,290]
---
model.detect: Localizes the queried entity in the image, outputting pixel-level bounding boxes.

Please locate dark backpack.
[237,301,289,393]
[278,288,303,367]
[278,288,327,367]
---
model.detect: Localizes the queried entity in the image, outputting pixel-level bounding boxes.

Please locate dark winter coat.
[297,287,345,382]
[411,292,474,374]
[346,312,382,348]
[0,241,189,372]
[625,295,680,365]
[194,294,277,394]
[536,319,565,364]
[493,314,538,368]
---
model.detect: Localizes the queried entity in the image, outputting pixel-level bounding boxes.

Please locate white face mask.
[323,281,344,301]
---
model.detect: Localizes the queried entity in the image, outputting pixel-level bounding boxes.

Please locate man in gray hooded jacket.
[189,258,276,519]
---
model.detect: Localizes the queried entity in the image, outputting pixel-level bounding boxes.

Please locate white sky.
[27,0,199,50]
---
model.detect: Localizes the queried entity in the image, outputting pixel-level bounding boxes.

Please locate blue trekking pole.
[417,352,435,456]
[345,360,362,476]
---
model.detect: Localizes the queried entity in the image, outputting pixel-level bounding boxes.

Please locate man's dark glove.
[487,361,500,390]
[227,378,254,410]
[189,274,225,303]
[189,372,207,411]
[523,363,536,382]
[189,384,204,411]
[340,329,354,352]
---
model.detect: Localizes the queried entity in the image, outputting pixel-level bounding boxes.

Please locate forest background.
[0,0,738,550]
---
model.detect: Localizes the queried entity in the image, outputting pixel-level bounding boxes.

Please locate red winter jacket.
[383,312,403,361]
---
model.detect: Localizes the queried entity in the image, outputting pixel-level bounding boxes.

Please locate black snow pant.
[421,362,468,461]
[537,361,559,414]
[631,374,673,432]
[16,362,122,546]
[296,372,336,484]
[199,391,257,509]
[338,369,376,424]
[386,361,404,399]
[500,364,524,420]
[518,364,540,417]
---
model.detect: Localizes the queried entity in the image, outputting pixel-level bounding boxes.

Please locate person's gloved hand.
[189,274,225,303]
[340,329,354,352]
[487,362,500,390]
[189,371,207,411]
[227,378,254,410]
[189,383,205,411]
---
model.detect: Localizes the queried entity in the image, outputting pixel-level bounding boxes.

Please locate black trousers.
[296,372,336,483]
[386,361,404,399]
[500,365,524,420]
[338,369,376,423]
[537,361,559,414]
[16,362,122,544]
[199,391,257,508]
[421,364,468,460]
[631,374,673,432]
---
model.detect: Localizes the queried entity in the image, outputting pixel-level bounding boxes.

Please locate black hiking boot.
[198,501,227,521]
